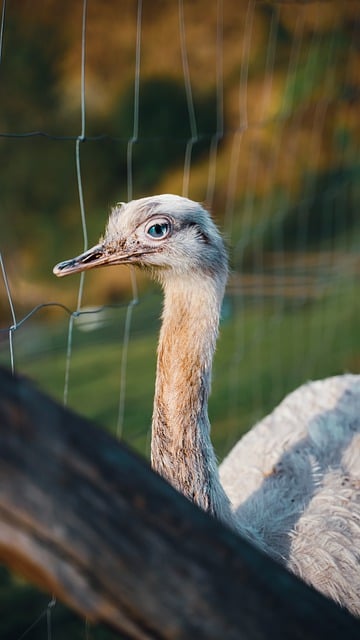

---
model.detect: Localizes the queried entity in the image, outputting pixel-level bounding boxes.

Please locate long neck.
[151,275,235,527]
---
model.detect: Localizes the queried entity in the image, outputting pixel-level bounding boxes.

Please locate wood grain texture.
[0,367,359,639]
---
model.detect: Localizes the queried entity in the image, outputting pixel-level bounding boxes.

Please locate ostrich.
[54,194,360,616]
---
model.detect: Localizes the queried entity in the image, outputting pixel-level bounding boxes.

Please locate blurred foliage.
[117,77,217,190]
[255,164,360,258]
[0,0,359,315]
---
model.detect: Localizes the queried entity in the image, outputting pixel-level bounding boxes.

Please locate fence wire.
[0,1,359,638]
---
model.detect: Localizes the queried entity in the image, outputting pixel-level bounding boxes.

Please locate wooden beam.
[0,367,359,639]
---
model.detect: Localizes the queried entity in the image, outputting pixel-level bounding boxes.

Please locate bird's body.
[54,194,360,616]
[220,374,360,612]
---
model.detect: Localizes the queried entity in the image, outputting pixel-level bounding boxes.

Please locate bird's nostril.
[81,250,103,264]
[58,259,75,270]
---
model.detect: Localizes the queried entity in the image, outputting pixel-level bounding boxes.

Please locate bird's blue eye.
[147,221,170,239]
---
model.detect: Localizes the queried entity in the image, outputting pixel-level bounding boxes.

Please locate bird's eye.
[146,221,171,240]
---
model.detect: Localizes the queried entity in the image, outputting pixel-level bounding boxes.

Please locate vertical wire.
[85,618,92,639]
[251,9,307,396]
[75,136,88,311]
[64,0,88,406]
[46,597,56,640]
[224,0,254,234]
[79,0,87,143]
[237,10,303,419]
[127,0,142,202]
[64,4,87,637]
[0,4,14,371]
[0,254,16,330]
[293,17,336,377]
[178,0,198,197]
[0,0,6,63]
[76,0,88,311]
[316,17,359,374]
[224,0,254,439]
[51,8,89,632]
[259,5,285,409]
[63,315,74,406]
[206,0,224,207]
[228,0,256,246]
[248,9,305,414]
[117,0,142,438]
[248,5,281,414]
[0,252,16,373]
[288,14,322,377]
[244,5,280,413]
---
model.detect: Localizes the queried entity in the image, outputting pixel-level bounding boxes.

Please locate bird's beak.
[53,243,118,278]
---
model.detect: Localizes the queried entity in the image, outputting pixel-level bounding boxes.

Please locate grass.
[212,281,359,455]
[2,276,358,461]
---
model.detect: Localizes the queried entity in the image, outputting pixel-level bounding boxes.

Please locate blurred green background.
[0,1,359,638]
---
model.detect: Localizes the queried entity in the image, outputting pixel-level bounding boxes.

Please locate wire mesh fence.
[0,0,359,637]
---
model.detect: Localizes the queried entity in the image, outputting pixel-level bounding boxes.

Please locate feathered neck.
[151,273,235,527]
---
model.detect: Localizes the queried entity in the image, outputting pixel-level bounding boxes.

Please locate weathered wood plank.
[0,367,359,639]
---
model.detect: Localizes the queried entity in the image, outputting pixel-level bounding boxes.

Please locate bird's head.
[53,194,228,285]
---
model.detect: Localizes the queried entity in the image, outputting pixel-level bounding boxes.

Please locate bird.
[54,194,360,617]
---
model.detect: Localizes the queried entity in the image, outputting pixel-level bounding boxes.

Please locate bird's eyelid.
[145,213,173,224]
